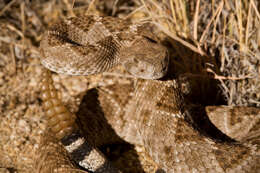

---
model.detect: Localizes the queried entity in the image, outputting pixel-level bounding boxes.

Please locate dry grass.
[138,0,260,106]
[0,0,259,172]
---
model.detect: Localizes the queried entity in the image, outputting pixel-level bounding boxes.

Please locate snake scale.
[36,15,260,173]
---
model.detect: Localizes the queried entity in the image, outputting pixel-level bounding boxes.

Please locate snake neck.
[134,79,185,118]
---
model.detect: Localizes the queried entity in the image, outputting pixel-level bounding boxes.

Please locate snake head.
[121,36,169,79]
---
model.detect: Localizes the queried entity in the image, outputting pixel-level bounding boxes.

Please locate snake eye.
[144,36,157,43]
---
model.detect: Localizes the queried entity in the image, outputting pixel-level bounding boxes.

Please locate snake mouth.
[124,55,169,80]
[135,64,168,80]
[148,73,165,80]
[149,67,168,79]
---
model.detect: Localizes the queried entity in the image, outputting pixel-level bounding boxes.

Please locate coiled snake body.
[37,15,260,173]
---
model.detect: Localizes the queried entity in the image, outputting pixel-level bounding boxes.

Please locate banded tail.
[37,68,120,173]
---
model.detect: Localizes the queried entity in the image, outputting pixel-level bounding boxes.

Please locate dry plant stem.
[0,0,17,16]
[193,0,200,40]
[199,1,223,44]
[40,68,120,173]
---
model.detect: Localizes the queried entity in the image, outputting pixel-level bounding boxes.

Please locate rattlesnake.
[36,15,260,173]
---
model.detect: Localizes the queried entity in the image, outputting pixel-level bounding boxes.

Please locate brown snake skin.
[37,15,260,173]
[36,69,120,173]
